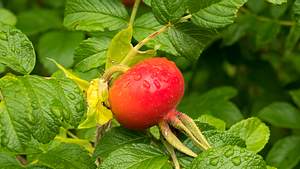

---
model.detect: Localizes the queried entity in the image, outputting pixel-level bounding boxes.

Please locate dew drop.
[143,80,150,89]
[134,73,142,81]
[209,157,219,166]
[224,149,234,157]
[153,79,161,89]
[231,156,241,166]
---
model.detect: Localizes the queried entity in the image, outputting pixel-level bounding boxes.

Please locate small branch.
[121,24,171,65]
[179,14,192,23]
[240,7,295,27]
[102,65,130,82]
[129,0,142,26]
[162,139,181,169]
[67,130,78,139]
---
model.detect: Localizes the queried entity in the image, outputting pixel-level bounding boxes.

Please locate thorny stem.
[161,138,181,169]
[102,65,130,82]
[129,0,142,26]
[159,121,197,157]
[240,7,295,27]
[120,23,171,65]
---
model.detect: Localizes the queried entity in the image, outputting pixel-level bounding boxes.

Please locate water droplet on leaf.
[225,149,234,157]
[209,157,219,166]
[231,156,241,166]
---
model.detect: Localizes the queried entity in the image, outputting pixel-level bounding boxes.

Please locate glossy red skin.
[122,0,135,6]
[109,58,185,130]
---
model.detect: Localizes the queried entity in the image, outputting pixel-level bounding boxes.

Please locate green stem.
[121,24,171,65]
[67,130,78,139]
[102,65,130,82]
[129,0,142,26]
[240,7,295,27]
[161,138,181,169]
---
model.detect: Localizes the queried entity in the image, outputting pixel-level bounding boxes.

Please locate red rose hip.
[109,58,184,130]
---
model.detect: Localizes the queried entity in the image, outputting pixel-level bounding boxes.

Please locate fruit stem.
[120,23,171,65]
[102,65,130,82]
[129,0,142,26]
[168,115,209,150]
[177,112,211,149]
[161,138,181,169]
[158,121,197,157]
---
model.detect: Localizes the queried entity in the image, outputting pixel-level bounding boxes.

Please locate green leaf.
[197,114,226,131]
[266,136,300,169]
[179,87,243,126]
[37,143,96,169]
[289,88,300,108]
[191,0,248,29]
[293,0,300,23]
[228,117,270,153]
[190,145,267,169]
[99,143,172,169]
[0,153,23,169]
[0,24,35,74]
[0,74,86,151]
[204,130,246,148]
[134,13,179,56]
[258,102,300,129]
[265,0,286,5]
[94,127,150,159]
[185,0,222,13]
[255,20,281,48]
[106,26,155,69]
[168,22,219,60]
[64,0,129,32]
[222,14,256,46]
[151,0,186,24]
[38,30,84,73]
[16,9,62,35]
[106,26,132,69]
[0,8,17,26]
[284,25,300,55]
[74,37,111,72]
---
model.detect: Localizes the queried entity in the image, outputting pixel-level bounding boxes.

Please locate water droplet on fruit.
[134,73,142,81]
[209,157,219,166]
[231,156,241,166]
[143,80,150,89]
[225,149,234,157]
[153,80,161,89]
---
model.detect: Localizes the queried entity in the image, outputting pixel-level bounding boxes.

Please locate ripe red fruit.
[109,58,184,130]
[122,0,135,6]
